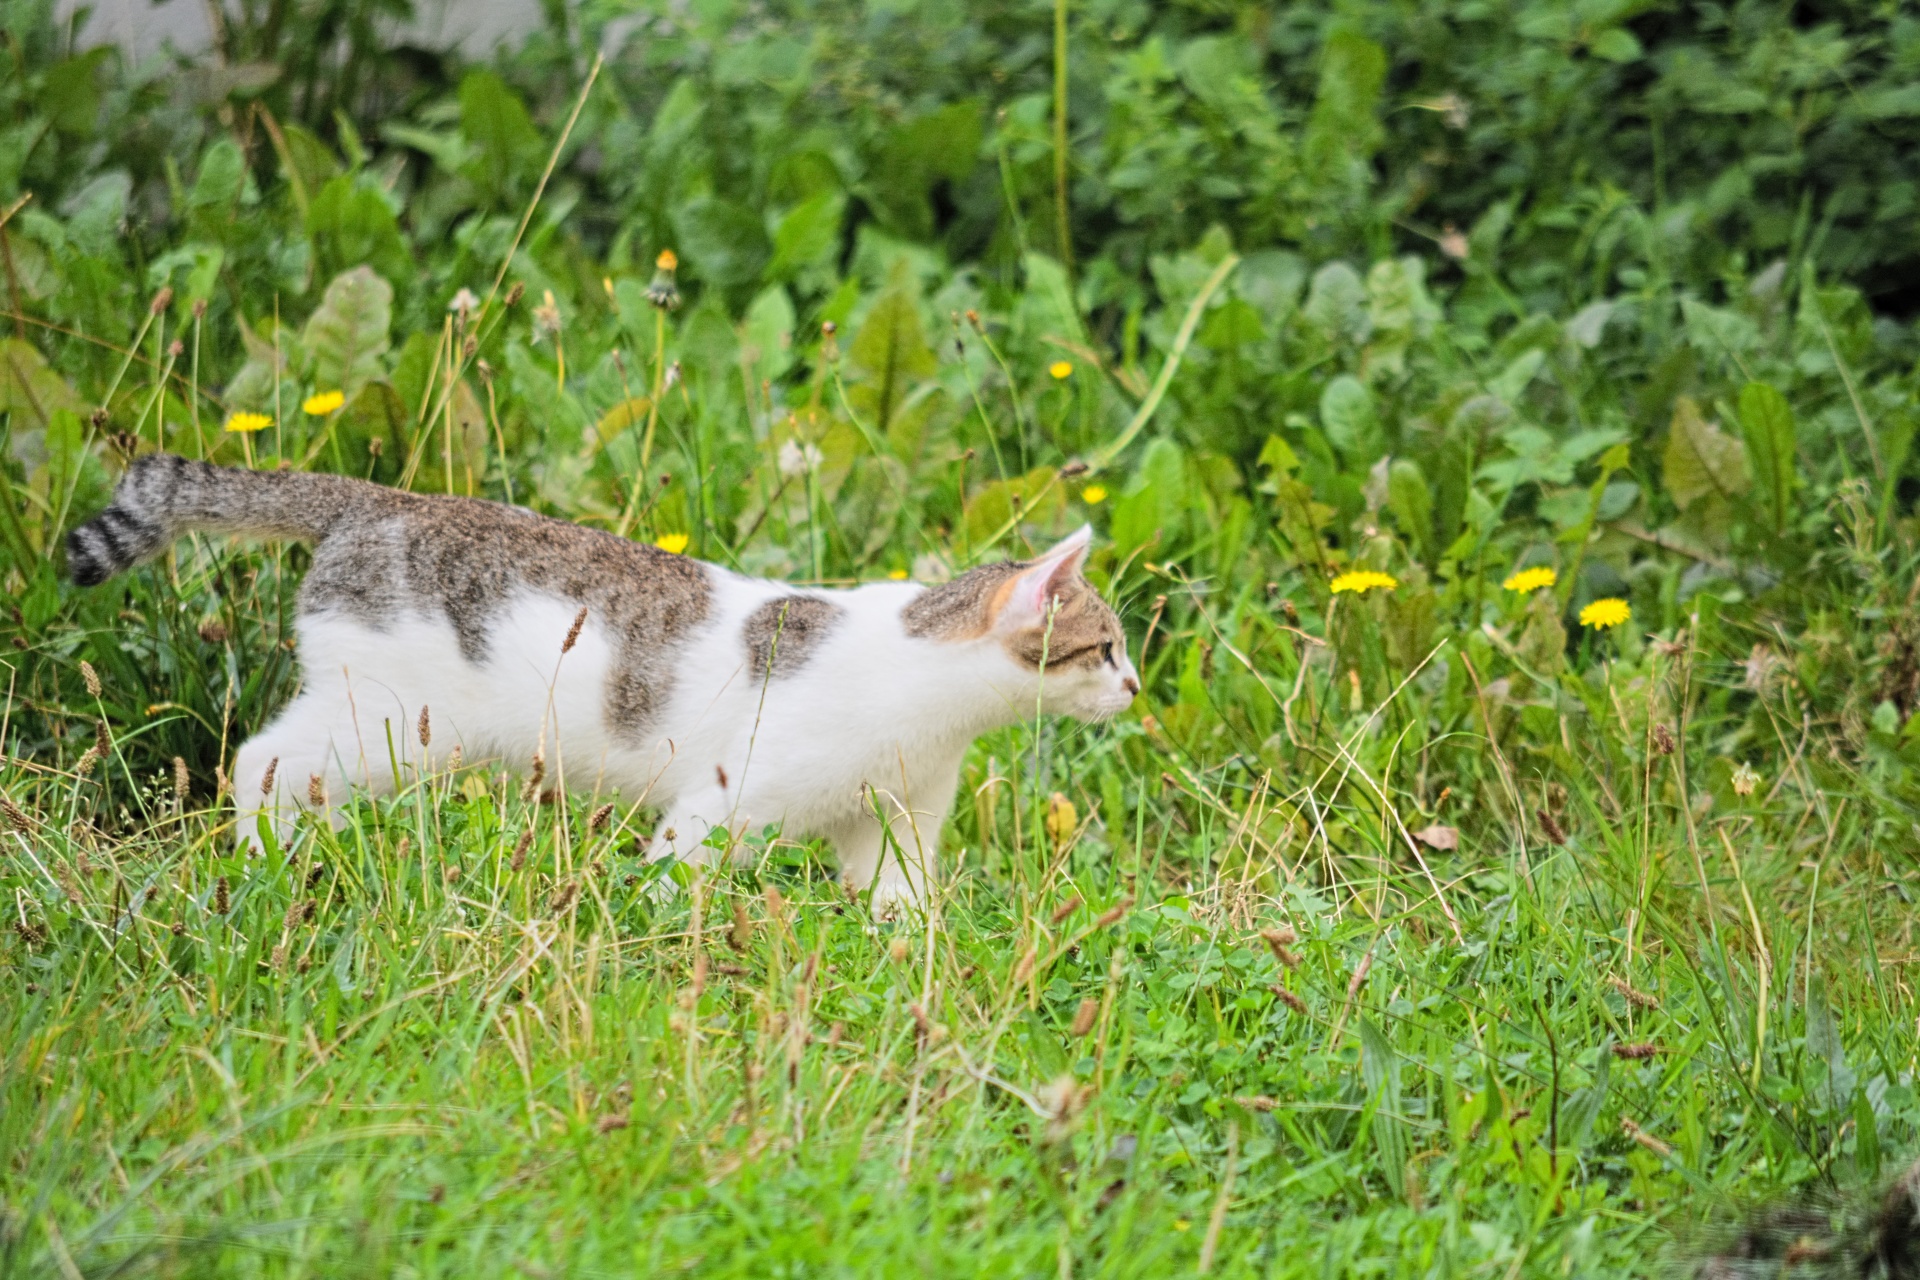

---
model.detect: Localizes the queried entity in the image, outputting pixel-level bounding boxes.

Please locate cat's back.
[303,485,714,663]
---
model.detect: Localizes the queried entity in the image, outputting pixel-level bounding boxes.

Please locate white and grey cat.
[68,454,1139,908]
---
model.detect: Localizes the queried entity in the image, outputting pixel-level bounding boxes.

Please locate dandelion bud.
[79,660,102,698]
[645,250,681,311]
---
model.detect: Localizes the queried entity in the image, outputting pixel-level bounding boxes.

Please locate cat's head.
[903,526,1139,720]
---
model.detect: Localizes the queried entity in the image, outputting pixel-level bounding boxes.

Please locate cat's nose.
[1122,675,1139,696]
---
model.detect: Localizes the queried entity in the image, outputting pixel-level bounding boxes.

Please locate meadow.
[4,0,1920,1274]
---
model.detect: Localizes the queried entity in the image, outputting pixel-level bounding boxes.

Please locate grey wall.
[54,0,550,62]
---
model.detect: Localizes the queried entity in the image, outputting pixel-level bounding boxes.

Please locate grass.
[8,562,1918,1276]
[8,3,1920,1275]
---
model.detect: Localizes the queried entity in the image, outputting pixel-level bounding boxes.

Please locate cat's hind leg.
[231,692,402,852]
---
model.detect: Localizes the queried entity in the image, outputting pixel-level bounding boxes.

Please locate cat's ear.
[995,525,1093,631]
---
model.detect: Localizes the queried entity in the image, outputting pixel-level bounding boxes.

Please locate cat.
[67,453,1139,910]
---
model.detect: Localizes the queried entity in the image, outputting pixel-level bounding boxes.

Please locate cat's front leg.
[645,788,739,872]
[834,803,939,919]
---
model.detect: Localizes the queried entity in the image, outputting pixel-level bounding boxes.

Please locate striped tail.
[67,454,364,586]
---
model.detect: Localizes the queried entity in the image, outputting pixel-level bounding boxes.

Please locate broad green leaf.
[189,139,247,213]
[1387,458,1433,558]
[1662,395,1749,511]
[741,286,796,387]
[1302,261,1370,346]
[1359,1019,1407,1200]
[42,49,110,137]
[1738,381,1796,534]
[0,337,84,429]
[307,176,411,283]
[1320,375,1381,465]
[303,267,393,399]
[1111,437,1190,560]
[1590,28,1642,62]
[1303,30,1387,173]
[458,68,541,201]
[1562,1042,1611,1149]
[847,263,936,443]
[672,195,771,289]
[768,191,845,283]
[1487,349,1545,403]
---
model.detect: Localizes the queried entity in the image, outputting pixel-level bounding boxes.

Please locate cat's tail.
[67,453,364,586]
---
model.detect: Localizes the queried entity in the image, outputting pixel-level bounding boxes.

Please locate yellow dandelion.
[887,568,909,580]
[1502,566,1557,593]
[1081,484,1108,505]
[1329,570,1398,596]
[1579,598,1631,630]
[1049,361,1073,380]
[656,249,678,272]
[302,390,345,416]
[654,533,690,555]
[223,411,272,434]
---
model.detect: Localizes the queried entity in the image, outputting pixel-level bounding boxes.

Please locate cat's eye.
[1099,641,1114,665]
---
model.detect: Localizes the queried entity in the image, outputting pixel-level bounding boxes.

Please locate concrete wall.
[55,0,550,62]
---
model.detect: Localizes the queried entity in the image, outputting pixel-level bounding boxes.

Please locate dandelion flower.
[1329,570,1398,596]
[887,568,909,580]
[1579,598,1631,630]
[656,249,678,272]
[1049,361,1073,380]
[223,411,272,434]
[654,533,690,555]
[1081,484,1108,505]
[302,390,345,416]
[1502,566,1557,593]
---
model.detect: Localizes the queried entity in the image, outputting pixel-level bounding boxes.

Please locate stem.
[1052,0,1072,274]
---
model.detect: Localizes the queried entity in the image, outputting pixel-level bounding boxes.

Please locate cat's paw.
[865,875,923,921]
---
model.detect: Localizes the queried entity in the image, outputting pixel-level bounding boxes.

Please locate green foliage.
[5,0,1920,1274]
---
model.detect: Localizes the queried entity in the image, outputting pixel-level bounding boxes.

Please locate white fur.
[233,529,1139,912]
